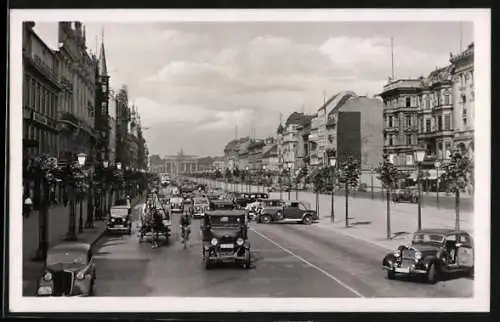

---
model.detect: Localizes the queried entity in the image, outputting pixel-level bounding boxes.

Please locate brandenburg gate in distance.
[151,148,199,176]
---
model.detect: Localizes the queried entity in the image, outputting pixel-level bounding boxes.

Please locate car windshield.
[115,199,128,206]
[47,250,87,266]
[413,233,445,244]
[209,215,242,226]
[194,198,209,205]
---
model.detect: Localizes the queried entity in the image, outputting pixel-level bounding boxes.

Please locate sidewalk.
[22,195,144,296]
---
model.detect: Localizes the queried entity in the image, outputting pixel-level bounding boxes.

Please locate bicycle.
[181,225,190,249]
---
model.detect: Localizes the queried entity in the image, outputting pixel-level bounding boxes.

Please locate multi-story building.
[334,96,384,169]
[450,43,474,155]
[56,21,97,165]
[211,157,225,172]
[279,112,314,172]
[418,66,455,161]
[22,22,61,162]
[223,137,250,171]
[260,139,279,171]
[313,91,358,167]
[248,139,265,170]
[380,79,422,170]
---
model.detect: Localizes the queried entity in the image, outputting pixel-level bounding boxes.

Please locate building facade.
[450,43,474,155]
[22,22,61,162]
[380,79,422,170]
[56,21,97,165]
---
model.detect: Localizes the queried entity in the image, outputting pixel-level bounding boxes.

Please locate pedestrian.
[23,192,33,218]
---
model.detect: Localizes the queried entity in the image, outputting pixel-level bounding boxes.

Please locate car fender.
[382,253,396,267]
[421,255,439,270]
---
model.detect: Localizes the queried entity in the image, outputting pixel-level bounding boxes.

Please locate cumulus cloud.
[35,22,463,156]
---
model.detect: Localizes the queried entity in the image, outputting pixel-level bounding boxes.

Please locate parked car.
[201,210,251,269]
[235,193,269,208]
[392,188,419,203]
[36,242,96,296]
[107,200,132,234]
[257,200,318,225]
[382,229,474,284]
[193,197,210,218]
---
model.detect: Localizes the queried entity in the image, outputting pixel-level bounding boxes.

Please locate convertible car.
[382,229,474,283]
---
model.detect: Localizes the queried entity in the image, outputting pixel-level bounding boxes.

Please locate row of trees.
[198,149,473,238]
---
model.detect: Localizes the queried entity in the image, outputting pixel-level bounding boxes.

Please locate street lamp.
[329,158,337,222]
[245,166,249,193]
[76,154,87,233]
[370,168,375,199]
[434,160,441,208]
[102,160,110,220]
[262,165,267,193]
[287,163,292,200]
[414,147,426,231]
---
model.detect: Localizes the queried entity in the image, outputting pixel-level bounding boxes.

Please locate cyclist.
[151,207,163,248]
[180,210,192,245]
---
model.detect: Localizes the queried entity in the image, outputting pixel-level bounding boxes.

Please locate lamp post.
[329,158,337,223]
[102,160,109,219]
[32,156,51,261]
[434,160,441,208]
[77,153,86,233]
[116,162,122,202]
[414,147,426,231]
[287,164,292,200]
[262,165,267,193]
[370,169,374,199]
[245,166,249,193]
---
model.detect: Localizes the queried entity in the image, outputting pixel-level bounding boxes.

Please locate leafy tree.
[439,151,473,230]
[376,155,401,239]
[337,156,360,227]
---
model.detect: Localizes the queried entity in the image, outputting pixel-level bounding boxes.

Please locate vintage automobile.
[209,199,236,211]
[170,196,184,213]
[201,210,251,269]
[256,200,318,225]
[382,229,474,284]
[392,188,419,203]
[36,242,96,296]
[193,197,210,218]
[106,200,132,234]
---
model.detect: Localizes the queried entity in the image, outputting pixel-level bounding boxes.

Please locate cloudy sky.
[33,21,473,157]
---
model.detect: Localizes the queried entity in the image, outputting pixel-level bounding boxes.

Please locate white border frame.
[9,9,491,313]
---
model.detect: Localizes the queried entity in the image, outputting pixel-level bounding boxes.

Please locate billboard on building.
[337,111,361,165]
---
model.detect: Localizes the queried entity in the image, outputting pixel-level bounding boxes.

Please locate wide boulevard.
[92,203,473,297]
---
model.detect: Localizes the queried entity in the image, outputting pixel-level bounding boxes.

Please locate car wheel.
[89,277,96,296]
[302,215,313,225]
[261,215,272,224]
[468,267,474,278]
[426,263,438,284]
[387,270,396,280]
[243,249,251,269]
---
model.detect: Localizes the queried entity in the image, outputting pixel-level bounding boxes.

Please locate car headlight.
[76,271,85,280]
[236,238,244,246]
[393,249,401,257]
[43,272,52,281]
[211,238,218,246]
[415,251,422,261]
[111,218,115,222]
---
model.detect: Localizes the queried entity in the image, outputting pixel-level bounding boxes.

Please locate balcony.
[384,126,399,133]
[403,126,419,133]
[61,76,74,91]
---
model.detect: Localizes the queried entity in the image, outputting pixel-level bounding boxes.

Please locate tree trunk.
[386,187,391,240]
[315,190,319,215]
[67,185,77,240]
[455,189,460,230]
[345,182,349,227]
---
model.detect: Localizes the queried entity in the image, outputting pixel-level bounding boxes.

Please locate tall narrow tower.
[96,27,110,162]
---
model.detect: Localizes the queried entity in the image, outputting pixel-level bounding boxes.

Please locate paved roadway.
[92,203,473,297]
